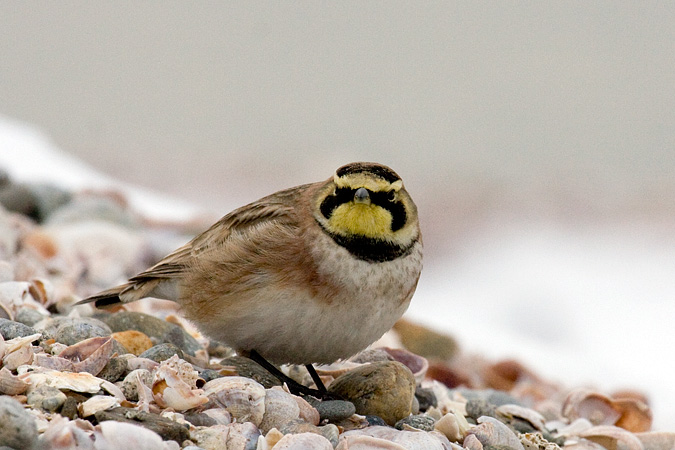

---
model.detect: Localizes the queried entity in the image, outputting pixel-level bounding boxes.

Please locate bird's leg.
[305,364,327,394]
[247,350,326,399]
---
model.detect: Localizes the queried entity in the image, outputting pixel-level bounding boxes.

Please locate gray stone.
[27,385,67,412]
[0,396,38,449]
[53,317,112,345]
[14,308,45,327]
[219,355,281,388]
[314,400,356,423]
[138,343,184,362]
[97,356,128,382]
[0,317,38,339]
[395,414,436,431]
[101,312,201,356]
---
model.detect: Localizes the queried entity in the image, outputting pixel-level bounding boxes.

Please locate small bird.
[81,162,423,396]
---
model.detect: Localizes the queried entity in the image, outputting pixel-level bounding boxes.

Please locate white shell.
[340,426,451,450]
[93,420,179,450]
[434,411,471,442]
[578,425,645,450]
[79,395,120,417]
[203,376,266,426]
[152,355,207,411]
[0,366,29,394]
[271,432,333,450]
[496,404,547,431]
[467,416,524,450]
[258,387,300,434]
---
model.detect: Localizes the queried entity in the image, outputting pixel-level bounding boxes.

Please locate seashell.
[225,422,261,450]
[258,387,300,434]
[636,431,675,450]
[382,347,429,383]
[36,416,95,450]
[520,432,562,450]
[120,368,153,402]
[340,426,452,450]
[434,411,472,442]
[563,438,610,450]
[78,394,120,417]
[272,431,334,449]
[0,366,29,394]
[552,417,594,437]
[293,393,320,426]
[3,340,35,370]
[562,389,621,426]
[152,355,208,411]
[467,416,525,450]
[612,398,653,433]
[203,376,266,426]
[0,301,12,320]
[423,380,467,416]
[578,425,645,450]
[258,427,284,450]
[19,368,126,400]
[94,419,178,450]
[126,356,161,372]
[336,435,409,450]
[496,404,547,431]
[59,335,114,376]
[201,407,233,425]
[27,278,54,306]
[32,353,75,371]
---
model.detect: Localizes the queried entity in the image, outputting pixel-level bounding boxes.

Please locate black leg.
[305,364,327,394]
[247,350,326,399]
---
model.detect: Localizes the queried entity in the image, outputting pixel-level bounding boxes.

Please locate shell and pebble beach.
[0,172,671,450]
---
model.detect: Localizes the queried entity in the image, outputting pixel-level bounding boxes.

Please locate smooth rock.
[36,316,112,344]
[97,356,128,382]
[102,311,201,356]
[327,360,416,426]
[95,406,190,443]
[0,317,38,339]
[392,318,459,361]
[139,343,184,362]
[14,308,45,327]
[219,355,282,388]
[0,396,38,449]
[112,330,154,356]
[395,414,436,431]
[314,400,356,423]
[60,396,80,420]
[415,385,437,412]
[27,384,67,412]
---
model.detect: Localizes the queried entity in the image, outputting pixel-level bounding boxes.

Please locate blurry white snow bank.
[0,116,201,221]
[409,218,675,430]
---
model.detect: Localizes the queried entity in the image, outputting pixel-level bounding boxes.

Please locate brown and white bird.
[81,162,423,396]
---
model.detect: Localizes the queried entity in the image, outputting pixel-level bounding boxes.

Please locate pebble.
[0,182,70,223]
[0,317,38,339]
[415,385,437,412]
[112,329,154,355]
[219,355,282,388]
[327,360,416,426]
[139,343,185,362]
[27,384,67,412]
[97,356,128,382]
[95,406,191,443]
[35,316,112,344]
[120,369,154,402]
[392,318,459,361]
[14,308,45,327]
[395,414,437,431]
[314,399,356,423]
[0,396,39,449]
[102,311,201,356]
[60,396,80,420]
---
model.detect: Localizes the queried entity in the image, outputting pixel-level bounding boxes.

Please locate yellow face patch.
[327,202,393,238]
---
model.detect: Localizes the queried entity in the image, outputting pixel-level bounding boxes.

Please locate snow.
[1,116,673,429]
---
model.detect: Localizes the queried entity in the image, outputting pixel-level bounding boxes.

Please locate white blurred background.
[1,3,674,428]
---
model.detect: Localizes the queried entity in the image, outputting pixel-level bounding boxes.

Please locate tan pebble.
[112,330,154,356]
[463,434,484,450]
[327,361,416,426]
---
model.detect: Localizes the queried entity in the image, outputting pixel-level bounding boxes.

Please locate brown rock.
[112,330,154,356]
[392,319,459,361]
[327,360,415,426]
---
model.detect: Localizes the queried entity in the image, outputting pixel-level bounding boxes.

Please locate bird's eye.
[387,190,396,202]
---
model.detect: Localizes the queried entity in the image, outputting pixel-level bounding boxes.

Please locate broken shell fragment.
[203,376,266,426]
[0,366,29,395]
[79,395,121,417]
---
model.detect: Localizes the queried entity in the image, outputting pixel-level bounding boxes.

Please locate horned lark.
[82,162,422,395]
